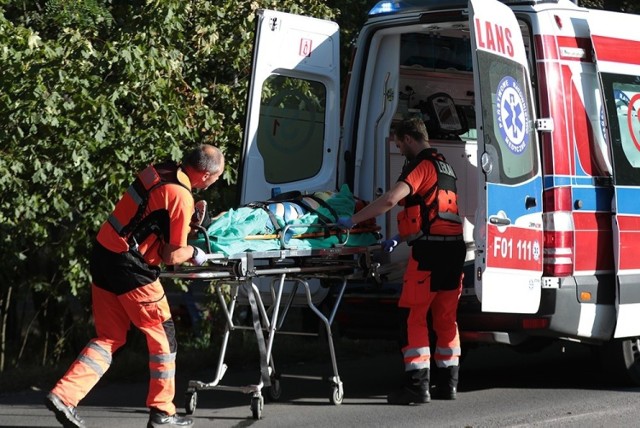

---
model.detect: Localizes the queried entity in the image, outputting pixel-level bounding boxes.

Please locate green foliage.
[581,0,640,13]
[0,0,338,371]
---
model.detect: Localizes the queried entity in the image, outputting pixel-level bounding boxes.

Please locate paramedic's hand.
[191,245,207,266]
[336,216,354,229]
[381,235,400,253]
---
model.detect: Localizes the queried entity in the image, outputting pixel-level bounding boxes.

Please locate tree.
[0,0,337,371]
[581,0,640,13]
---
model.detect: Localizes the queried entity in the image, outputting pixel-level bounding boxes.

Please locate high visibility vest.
[397,150,462,242]
[107,161,189,248]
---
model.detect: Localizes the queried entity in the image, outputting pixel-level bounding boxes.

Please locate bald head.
[182,144,225,190]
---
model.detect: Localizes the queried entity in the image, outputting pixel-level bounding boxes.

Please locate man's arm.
[350,181,411,225]
[160,242,198,265]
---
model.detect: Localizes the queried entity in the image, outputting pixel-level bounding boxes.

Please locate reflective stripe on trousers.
[402,258,462,371]
[51,339,113,407]
[402,346,431,370]
[51,282,177,414]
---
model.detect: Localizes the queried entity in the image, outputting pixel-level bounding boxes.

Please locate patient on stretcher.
[190,184,379,256]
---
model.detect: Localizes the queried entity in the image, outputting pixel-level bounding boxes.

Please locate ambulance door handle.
[525,196,537,210]
[489,216,511,226]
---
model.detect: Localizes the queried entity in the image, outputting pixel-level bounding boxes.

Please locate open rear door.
[469,0,543,313]
[239,10,340,204]
[589,11,640,338]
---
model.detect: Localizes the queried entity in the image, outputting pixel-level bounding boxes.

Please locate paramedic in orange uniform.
[337,117,465,404]
[45,145,224,428]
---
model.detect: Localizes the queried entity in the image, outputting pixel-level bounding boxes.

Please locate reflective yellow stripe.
[435,346,461,356]
[150,369,175,379]
[149,352,176,364]
[87,341,112,365]
[78,354,105,377]
[403,346,430,358]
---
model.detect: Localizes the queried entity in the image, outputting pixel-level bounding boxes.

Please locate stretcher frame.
[161,228,380,420]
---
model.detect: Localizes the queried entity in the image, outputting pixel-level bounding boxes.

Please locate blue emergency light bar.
[368,0,466,16]
[368,0,564,17]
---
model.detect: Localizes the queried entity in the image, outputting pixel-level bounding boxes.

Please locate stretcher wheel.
[330,385,343,405]
[185,391,197,415]
[251,395,264,419]
[267,378,282,401]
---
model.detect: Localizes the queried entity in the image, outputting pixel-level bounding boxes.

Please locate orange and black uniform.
[51,161,194,415]
[396,148,466,372]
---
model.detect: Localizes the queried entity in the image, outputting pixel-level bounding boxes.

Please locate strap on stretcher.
[246,283,271,387]
[244,223,381,250]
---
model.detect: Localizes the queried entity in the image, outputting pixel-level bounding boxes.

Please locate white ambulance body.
[239,0,640,383]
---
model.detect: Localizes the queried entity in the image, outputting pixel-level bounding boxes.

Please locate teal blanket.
[190,185,379,256]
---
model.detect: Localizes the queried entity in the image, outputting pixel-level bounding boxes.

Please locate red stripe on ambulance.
[617,216,640,270]
[592,36,640,65]
[573,212,614,272]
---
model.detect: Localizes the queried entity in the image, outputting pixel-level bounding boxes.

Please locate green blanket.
[190,185,379,256]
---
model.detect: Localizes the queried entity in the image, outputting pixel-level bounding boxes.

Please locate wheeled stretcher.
[161,225,381,419]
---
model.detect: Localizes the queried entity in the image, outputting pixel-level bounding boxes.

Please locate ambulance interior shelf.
[393,91,471,142]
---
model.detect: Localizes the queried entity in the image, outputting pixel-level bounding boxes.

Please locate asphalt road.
[2,340,640,427]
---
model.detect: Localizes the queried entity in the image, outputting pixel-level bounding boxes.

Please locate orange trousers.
[400,257,462,371]
[51,281,177,414]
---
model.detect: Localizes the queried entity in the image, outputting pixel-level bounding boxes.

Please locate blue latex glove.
[381,235,400,253]
[191,246,208,266]
[336,216,354,229]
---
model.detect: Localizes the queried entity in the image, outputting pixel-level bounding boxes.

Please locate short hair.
[393,117,429,142]
[182,144,224,174]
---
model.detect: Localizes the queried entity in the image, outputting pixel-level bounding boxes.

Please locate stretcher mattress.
[190,185,379,256]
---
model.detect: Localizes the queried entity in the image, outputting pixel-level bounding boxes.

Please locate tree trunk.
[0,286,13,373]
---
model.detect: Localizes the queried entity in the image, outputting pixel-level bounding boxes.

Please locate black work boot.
[44,392,86,428]
[432,366,459,400]
[147,408,194,428]
[387,368,431,405]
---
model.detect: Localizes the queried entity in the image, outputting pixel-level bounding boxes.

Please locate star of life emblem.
[496,76,529,155]
[532,240,540,261]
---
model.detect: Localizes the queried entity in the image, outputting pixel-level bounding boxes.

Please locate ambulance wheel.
[251,395,263,419]
[330,385,343,405]
[267,378,282,401]
[185,391,197,415]
[600,337,640,386]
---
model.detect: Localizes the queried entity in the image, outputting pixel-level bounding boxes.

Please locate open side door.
[589,11,640,338]
[239,10,340,204]
[469,0,543,313]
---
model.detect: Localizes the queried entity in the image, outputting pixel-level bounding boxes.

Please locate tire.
[267,378,282,402]
[184,391,197,415]
[330,385,343,405]
[599,337,640,386]
[251,395,264,419]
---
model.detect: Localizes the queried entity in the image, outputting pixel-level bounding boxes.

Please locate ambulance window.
[256,75,326,184]
[476,50,538,184]
[601,74,640,186]
[400,33,472,72]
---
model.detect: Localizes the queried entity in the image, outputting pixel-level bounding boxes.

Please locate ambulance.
[238,0,640,384]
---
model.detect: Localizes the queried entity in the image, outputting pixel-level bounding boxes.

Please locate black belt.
[424,234,463,242]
